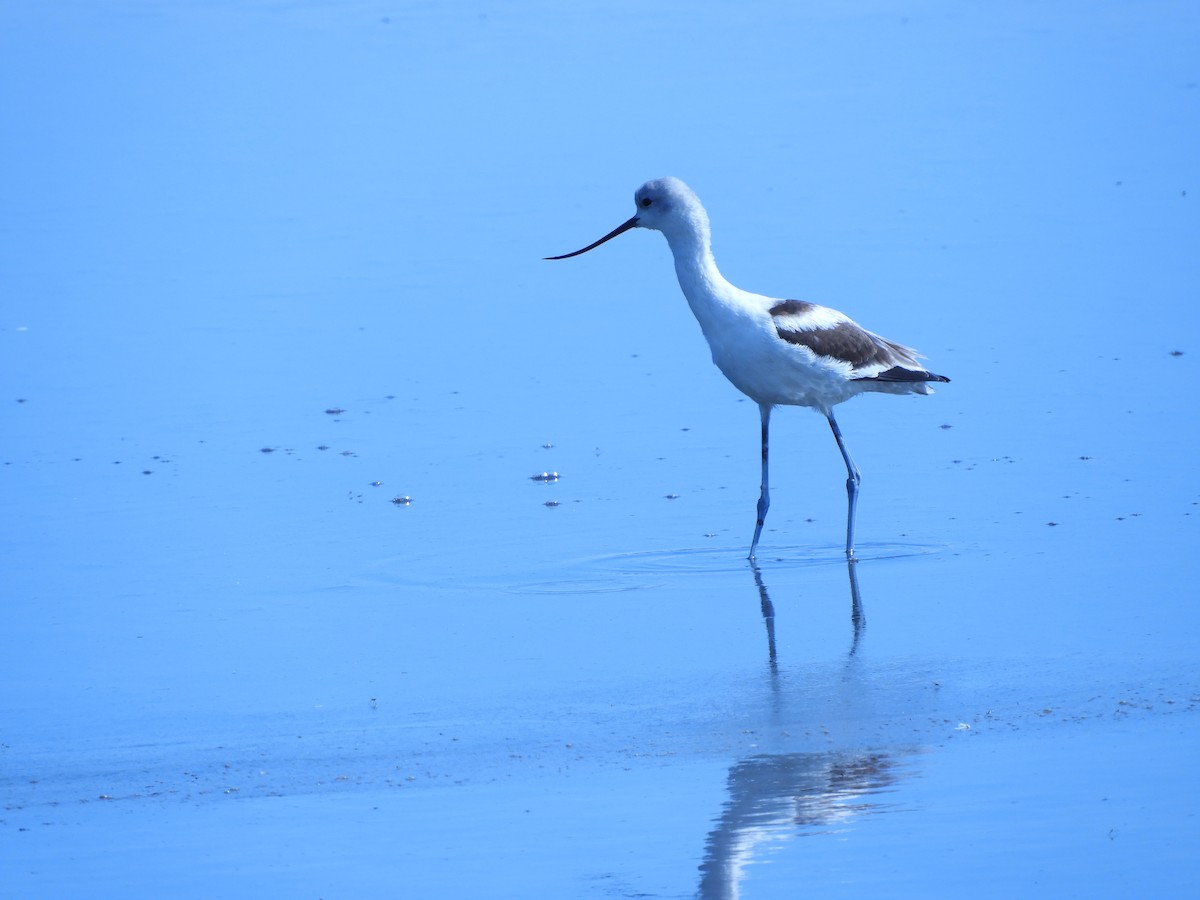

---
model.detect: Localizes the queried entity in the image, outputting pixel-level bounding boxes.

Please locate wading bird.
[547,177,948,560]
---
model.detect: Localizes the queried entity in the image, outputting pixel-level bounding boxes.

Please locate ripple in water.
[580,542,942,576]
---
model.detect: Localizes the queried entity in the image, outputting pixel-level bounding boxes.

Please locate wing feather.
[768,300,949,383]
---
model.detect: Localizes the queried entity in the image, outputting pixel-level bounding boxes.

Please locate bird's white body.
[548,176,948,558]
[650,178,937,415]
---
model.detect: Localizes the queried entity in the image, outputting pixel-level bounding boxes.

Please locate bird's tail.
[853,366,950,384]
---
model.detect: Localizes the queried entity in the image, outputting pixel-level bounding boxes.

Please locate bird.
[546,177,949,560]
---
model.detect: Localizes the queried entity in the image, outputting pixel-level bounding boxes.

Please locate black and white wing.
[768,300,949,384]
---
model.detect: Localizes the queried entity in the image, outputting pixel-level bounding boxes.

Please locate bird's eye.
[640,197,652,208]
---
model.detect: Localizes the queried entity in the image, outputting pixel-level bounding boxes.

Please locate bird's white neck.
[662,224,739,327]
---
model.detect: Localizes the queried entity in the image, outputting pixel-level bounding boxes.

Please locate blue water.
[3,1,1199,897]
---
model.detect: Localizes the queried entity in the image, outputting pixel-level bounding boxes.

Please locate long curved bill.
[545,215,639,260]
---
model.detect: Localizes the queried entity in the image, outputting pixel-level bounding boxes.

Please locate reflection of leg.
[749,404,772,560]
[846,558,865,656]
[751,562,777,670]
[827,412,861,558]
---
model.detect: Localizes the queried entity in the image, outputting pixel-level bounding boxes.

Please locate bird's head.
[545,176,709,260]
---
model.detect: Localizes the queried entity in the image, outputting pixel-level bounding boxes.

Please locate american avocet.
[547,177,949,560]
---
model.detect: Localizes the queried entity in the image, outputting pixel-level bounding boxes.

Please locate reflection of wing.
[769,300,949,385]
[698,751,904,899]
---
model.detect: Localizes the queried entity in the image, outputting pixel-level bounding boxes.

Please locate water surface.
[3,1,1198,897]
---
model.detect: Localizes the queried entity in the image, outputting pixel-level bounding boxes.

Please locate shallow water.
[3,1,1199,897]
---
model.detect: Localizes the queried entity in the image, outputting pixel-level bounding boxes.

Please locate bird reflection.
[698,560,881,898]
[847,559,865,657]
[750,563,779,674]
[697,750,903,898]
[751,558,866,671]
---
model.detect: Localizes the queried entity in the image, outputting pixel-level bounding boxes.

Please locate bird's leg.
[749,404,772,560]
[827,412,861,559]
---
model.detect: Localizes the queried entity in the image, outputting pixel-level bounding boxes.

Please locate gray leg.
[749,404,772,560]
[826,411,861,558]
